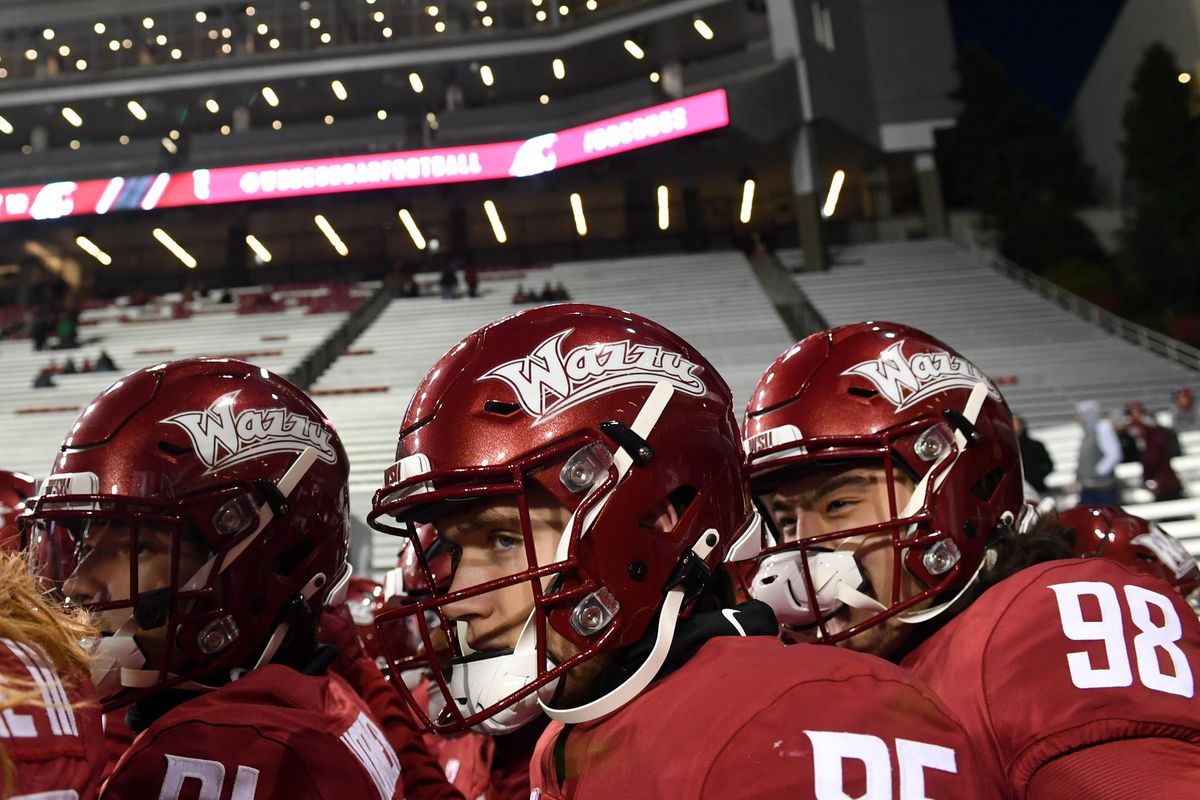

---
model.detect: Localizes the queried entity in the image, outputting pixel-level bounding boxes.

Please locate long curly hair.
[0,551,97,796]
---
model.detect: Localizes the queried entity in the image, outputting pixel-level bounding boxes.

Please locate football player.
[1061,504,1200,613]
[0,550,104,798]
[370,304,989,798]
[22,358,457,800]
[384,529,544,800]
[741,322,1200,798]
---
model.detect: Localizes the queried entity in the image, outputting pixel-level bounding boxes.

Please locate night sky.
[948,0,1127,118]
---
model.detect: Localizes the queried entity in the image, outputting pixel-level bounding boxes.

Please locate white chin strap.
[896,382,989,625]
[750,549,881,627]
[541,529,718,725]
[104,448,324,695]
[449,381,684,732]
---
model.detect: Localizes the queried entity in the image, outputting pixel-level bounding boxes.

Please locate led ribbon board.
[0,89,728,224]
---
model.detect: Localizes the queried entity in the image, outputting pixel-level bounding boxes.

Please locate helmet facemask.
[23,448,339,711]
[370,432,625,736]
[737,383,996,651]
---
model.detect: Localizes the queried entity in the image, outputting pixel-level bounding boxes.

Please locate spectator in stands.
[398,276,420,298]
[554,282,571,302]
[512,284,528,304]
[540,281,554,303]
[1075,400,1123,505]
[219,287,234,304]
[1173,387,1197,433]
[61,357,77,375]
[1015,416,1053,496]
[1125,402,1185,502]
[81,357,92,373]
[439,267,458,299]
[31,307,52,352]
[32,367,55,389]
[464,266,479,298]
[94,350,117,372]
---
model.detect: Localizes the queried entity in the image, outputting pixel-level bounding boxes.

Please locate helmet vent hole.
[970,467,1003,502]
[272,538,315,577]
[157,440,190,457]
[847,387,878,399]
[483,400,521,416]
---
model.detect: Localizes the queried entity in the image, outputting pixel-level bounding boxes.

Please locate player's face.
[61,519,207,660]
[439,494,568,654]
[765,462,923,656]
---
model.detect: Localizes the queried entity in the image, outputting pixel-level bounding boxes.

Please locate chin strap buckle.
[665,529,719,606]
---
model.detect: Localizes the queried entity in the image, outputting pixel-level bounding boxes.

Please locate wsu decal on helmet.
[479,328,706,426]
[843,340,999,413]
[161,389,338,472]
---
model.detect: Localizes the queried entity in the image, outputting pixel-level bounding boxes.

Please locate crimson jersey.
[530,636,988,799]
[902,558,1200,797]
[100,710,134,783]
[101,664,405,800]
[0,636,104,799]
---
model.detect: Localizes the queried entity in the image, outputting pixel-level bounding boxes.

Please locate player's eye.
[823,496,859,516]
[490,532,522,552]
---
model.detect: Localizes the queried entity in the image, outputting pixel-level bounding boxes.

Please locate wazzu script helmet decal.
[478,329,706,426]
[842,340,999,412]
[161,390,338,472]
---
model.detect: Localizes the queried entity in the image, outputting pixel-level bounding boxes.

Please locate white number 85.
[1049,581,1194,698]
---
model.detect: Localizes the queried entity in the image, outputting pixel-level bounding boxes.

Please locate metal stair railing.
[957,231,1200,374]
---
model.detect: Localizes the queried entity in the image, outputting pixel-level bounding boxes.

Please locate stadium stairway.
[309,252,793,574]
[0,283,373,477]
[780,239,1197,430]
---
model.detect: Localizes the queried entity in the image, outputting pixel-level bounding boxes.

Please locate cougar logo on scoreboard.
[843,340,999,413]
[161,390,337,472]
[479,329,706,426]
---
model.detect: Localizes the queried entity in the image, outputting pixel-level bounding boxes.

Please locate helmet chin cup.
[89,619,146,702]
[750,549,866,628]
[448,648,560,736]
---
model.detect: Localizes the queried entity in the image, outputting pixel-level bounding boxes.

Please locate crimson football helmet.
[346,577,387,661]
[0,470,35,551]
[369,304,755,735]
[22,358,351,711]
[1061,505,1200,611]
[740,322,1025,644]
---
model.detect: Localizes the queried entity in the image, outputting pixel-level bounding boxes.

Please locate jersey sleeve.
[335,651,464,800]
[698,674,991,799]
[1026,737,1200,799]
[101,718,395,800]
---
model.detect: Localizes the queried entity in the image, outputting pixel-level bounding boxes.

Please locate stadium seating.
[782,239,1195,429]
[312,251,793,572]
[0,282,372,476]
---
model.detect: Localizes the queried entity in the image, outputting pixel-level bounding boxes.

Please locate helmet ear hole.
[272,538,315,577]
[969,467,1004,502]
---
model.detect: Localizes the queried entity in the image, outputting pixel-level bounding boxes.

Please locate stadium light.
[94,22,106,34]
[331,80,348,101]
[245,234,272,263]
[739,179,755,224]
[398,209,427,250]
[161,137,178,154]
[570,193,587,236]
[42,28,55,41]
[1179,72,1192,84]
[552,58,566,80]
[76,236,112,266]
[314,214,349,256]
[62,107,83,127]
[126,100,147,121]
[657,185,669,230]
[624,40,645,60]
[205,98,220,114]
[0,116,12,135]
[693,19,714,40]
[483,200,507,244]
[153,228,197,269]
[479,65,495,87]
[262,86,279,107]
[822,169,846,218]
[409,73,424,93]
